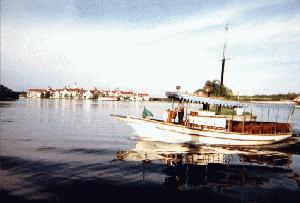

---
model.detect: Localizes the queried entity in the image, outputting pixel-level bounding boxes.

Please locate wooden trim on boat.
[156,126,277,142]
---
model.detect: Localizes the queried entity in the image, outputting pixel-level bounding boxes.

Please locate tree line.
[194,79,233,98]
[0,85,19,101]
[194,80,298,101]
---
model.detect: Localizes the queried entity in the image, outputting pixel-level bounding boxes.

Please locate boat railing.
[186,113,291,134]
[231,121,291,134]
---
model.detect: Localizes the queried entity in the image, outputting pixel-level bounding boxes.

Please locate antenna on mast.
[222,23,228,59]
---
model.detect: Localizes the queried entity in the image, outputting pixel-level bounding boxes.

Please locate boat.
[113,92,295,146]
[113,25,295,146]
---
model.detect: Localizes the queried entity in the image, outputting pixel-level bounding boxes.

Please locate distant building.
[50,89,62,98]
[111,90,120,97]
[102,90,119,98]
[129,93,149,101]
[60,87,71,98]
[90,87,100,99]
[119,91,134,100]
[27,86,149,101]
[27,89,44,98]
[83,90,93,99]
[68,88,84,99]
[27,88,51,98]
[138,93,150,101]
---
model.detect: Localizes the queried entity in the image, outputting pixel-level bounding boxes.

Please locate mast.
[220,24,229,97]
[217,24,228,115]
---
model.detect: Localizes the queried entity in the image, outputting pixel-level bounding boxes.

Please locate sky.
[1,0,300,96]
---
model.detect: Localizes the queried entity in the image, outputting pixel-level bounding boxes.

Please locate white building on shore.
[27,89,45,98]
[27,87,150,101]
[83,90,94,99]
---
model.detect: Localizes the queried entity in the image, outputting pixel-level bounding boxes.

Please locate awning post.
[260,107,263,134]
[171,98,174,110]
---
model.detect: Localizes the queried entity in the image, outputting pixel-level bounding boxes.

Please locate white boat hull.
[120,116,292,146]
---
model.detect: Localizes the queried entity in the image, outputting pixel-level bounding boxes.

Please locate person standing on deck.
[176,100,185,124]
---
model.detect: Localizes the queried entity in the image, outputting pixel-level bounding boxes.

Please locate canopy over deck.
[166,91,295,110]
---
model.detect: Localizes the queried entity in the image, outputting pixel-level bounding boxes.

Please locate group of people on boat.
[163,100,185,124]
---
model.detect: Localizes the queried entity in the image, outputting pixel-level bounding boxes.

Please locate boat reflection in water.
[117,139,300,201]
[117,140,292,166]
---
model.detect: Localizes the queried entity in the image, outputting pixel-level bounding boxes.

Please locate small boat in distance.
[113,92,295,146]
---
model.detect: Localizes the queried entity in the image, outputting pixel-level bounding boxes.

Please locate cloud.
[1,0,300,95]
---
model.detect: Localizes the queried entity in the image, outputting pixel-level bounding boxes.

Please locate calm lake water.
[1,99,300,202]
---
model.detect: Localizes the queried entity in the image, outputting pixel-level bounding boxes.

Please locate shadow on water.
[0,154,228,202]
[36,146,117,156]
[0,102,13,108]
[1,139,300,202]
[116,139,300,202]
[237,137,300,154]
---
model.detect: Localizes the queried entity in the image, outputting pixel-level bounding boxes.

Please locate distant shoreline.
[17,95,298,104]
[17,91,299,103]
